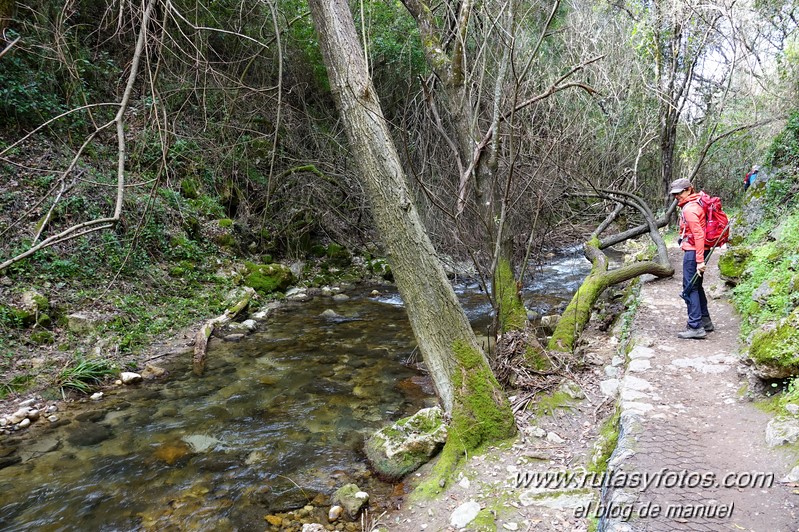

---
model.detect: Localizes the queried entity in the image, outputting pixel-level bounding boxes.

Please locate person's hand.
[697,262,706,276]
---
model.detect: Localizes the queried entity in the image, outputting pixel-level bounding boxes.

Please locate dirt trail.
[383,247,799,532]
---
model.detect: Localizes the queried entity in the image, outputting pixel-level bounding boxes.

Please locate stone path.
[601,248,799,531]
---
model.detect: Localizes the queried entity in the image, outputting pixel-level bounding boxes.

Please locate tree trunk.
[307,0,515,483]
[549,192,675,352]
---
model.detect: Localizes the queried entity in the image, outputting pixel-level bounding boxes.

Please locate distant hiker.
[744,165,759,191]
[670,178,713,339]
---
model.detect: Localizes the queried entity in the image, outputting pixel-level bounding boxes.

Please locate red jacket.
[678,192,706,263]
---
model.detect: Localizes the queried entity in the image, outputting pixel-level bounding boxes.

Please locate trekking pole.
[680,221,731,302]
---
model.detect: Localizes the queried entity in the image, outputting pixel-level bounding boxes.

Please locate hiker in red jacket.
[670,178,713,339]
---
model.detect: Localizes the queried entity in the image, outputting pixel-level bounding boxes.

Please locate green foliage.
[766,111,799,168]
[732,212,799,337]
[55,358,115,394]
[0,374,34,400]
[0,52,66,128]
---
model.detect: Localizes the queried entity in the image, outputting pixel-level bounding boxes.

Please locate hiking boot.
[677,327,707,339]
[702,317,714,332]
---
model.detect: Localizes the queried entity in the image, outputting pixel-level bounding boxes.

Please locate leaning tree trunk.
[548,192,677,352]
[307,0,515,483]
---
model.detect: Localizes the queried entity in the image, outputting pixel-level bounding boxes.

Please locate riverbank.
[381,245,799,531]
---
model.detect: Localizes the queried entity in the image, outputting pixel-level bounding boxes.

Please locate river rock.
[332,293,350,302]
[320,309,343,319]
[142,364,168,380]
[364,406,447,480]
[9,408,30,424]
[301,525,325,532]
[450,500,481,528]
[18,418,31,429]
[332,484,369,519]
[328,505,343,522]
[286,288,311,302]
[540,314,559,332]
[182,434,221,452]
[67,422,112,446]
[90,392,103,401]
[120,372,142,384]
[26,409,39,422]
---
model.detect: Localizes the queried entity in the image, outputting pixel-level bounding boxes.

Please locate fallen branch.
[193,287,256,375]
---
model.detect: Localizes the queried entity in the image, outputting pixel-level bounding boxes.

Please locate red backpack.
[696,191,730,249]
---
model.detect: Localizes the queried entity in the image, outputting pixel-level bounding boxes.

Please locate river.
[0,249,591,530]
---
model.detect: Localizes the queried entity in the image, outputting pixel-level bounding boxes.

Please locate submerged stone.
[67,422,112,447]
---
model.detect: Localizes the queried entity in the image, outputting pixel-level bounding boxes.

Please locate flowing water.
[0,250,592,531]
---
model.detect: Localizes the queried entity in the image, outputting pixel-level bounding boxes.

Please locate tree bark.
[307,0,515,482]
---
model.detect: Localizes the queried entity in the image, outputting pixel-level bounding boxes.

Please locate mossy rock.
[749,307,799,379]
[217,218,234,228]
[364,406,447,480]
[325,243,351,267]
[0,305,35,328]
[19,291,49,318]
[718,247,751,284]
[30,330,55,345]
[243,262,295,295]
[214,233,237,249]
[36,313,52,328]
[180,178,200,199]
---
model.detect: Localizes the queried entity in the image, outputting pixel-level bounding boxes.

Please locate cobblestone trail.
[601,249,798,532]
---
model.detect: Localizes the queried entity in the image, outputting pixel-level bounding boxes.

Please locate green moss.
[325,243,351,267]
[466,509,496,531]
[217,218,233,228]
[718,247,751,282]
[549,272,606,352]
[215,233,236,248]
[30,330,55,345]
[531,390,575,417]
[588,408,620,473]
[414,340,515,498]
[31,294,50,311]
[494,258,526,333]
[525,345,551,371]
[36,313,52,328]
[749,307,799,374]
[243,262,295,295]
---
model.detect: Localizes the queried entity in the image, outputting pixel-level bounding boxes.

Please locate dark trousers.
[683,250,709,329]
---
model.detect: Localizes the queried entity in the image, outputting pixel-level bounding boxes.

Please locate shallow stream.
[0,250,592,531]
